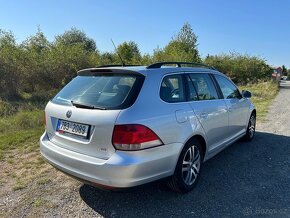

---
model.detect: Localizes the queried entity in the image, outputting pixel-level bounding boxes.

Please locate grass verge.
[240,80,279,120]
[0,110,44,156]
[0,109,47,191]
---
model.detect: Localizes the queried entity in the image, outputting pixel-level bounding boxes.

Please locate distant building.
[271,66,282,81]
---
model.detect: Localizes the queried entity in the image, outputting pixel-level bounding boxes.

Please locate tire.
[243,112,256,141]
[167,138,204,193]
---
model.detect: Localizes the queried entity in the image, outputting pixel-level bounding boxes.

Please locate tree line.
[0,23,274,100]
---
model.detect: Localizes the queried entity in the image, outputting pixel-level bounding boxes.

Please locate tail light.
[112,124,163,151]
[44,111,46,128]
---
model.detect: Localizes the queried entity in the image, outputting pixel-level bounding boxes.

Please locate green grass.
[33,198,44,207]
[37,177,51,185]
[0,109,44,157]
[13,179,27,191]
[240,80,279,120]
[0,110,43,133]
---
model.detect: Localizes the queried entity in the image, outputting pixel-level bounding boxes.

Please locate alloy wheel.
[182,145,201,186]
[249,114,256,138]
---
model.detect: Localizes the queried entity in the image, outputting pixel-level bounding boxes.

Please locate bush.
[0,101,18,117]
[29,90,56,103]
[204,53,272,85]
[13,110,43,129]
[0,25,279,101]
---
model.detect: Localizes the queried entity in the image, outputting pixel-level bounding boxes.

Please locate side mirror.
[242,90,252,98]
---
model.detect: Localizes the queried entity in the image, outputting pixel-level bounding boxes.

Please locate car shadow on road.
[79,131,290,217]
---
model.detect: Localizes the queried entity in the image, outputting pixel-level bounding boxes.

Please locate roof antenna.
[111,39,125,67]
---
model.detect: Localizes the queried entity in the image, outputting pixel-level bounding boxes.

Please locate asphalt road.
[77,81,290,218]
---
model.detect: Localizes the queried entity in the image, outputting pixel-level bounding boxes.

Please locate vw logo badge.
[66,110,72,118]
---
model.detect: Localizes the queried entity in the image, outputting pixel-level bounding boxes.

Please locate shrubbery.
[0,101,18,117]
[204,53,272,85]
[0,23,274,100]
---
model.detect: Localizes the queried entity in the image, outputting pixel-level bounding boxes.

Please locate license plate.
[57,120,90,138]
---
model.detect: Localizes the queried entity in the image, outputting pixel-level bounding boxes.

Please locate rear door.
[213,74,249,137]
[186,73,229,151]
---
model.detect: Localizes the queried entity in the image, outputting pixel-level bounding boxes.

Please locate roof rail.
[146,62,216,70]
[96,64,141,68]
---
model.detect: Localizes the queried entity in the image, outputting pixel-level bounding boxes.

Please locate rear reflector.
[112,124,163,150]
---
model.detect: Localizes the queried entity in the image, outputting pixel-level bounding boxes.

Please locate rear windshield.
[52,74,143,109]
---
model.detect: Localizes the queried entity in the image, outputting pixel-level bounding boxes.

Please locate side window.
[189,73,218,100]
[160,74,185,103]
[186,75,198,101]
[118,77,136,86]
[214,74,242,99]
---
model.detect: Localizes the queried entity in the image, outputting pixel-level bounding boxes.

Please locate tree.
[99,52,117,65]
[50,43,97,86]
[116,41,141,64]
[20,29,52,92]
[0,30,21,98]
[153,22,201,63]
[55,28,97,52]
[282,65,287,76]
[21,27,50,52]
[140,53,152,65]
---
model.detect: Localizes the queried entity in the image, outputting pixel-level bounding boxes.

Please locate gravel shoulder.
[256,80,290,136]
[1,81,290,218]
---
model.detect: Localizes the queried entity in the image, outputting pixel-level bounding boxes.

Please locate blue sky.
[0,0,289,67]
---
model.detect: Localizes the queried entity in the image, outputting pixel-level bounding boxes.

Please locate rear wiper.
[71,101,106,110]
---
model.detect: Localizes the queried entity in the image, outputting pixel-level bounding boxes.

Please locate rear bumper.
[40,132,182,188]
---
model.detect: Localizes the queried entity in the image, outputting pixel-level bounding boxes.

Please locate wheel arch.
[249,108,256,122]
[182,134,207,161]
[252,109,256,116]
[168,134,207,192]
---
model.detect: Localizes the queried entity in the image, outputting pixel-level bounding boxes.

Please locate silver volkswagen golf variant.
[40,62,256,193]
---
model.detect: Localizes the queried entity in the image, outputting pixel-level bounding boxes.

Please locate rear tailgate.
[45,102,120,160]
[44,68,144,160]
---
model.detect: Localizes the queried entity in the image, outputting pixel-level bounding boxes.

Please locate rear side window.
[189,73,218,100]
[160,74,185,103]
[214,74,242,99]
[52,74,143,109]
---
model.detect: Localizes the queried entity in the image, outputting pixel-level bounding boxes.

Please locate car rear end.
[40,67,180,188]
